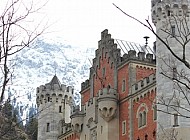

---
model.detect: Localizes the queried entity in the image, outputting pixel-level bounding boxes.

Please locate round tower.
[151,0,190,139]
[36,75,74,140]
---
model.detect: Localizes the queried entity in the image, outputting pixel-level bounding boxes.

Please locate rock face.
[7,38,95,124]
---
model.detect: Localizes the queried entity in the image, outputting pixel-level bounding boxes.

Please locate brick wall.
[133,90,156,140]
[119,101,129,140]
[93,54,114,96]
[117,64,129,100]
[81,89,90,105]
[136,65,155,81]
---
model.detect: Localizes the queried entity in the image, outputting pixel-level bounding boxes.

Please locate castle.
[36,0,190,140]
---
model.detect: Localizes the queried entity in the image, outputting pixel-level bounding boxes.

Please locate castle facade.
[37,0,190,139]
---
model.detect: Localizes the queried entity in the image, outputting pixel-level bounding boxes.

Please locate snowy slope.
[7,38,95,123]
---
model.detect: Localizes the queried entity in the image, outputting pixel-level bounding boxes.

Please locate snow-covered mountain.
[7,38,95,124]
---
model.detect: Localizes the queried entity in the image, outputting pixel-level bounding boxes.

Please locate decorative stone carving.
[90,128,97,140]
[98,87,118,122]
[70,105,84,134]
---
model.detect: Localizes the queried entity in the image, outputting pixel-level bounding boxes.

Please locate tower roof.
[49,75,61,87]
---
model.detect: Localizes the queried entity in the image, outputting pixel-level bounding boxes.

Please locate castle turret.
[36,75,74,140]
[152,0,190,139]
[97,87,118,122]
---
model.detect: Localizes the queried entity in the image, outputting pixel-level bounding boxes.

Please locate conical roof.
[49,75,61,87]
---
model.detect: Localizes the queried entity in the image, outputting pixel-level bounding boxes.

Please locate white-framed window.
[142,111,147,126]
[138,111,147,128]
[139,112,143,128]
[137,103,148,128]
[173,114,179,127]
[122,120,126,135]
[122,79,126,92]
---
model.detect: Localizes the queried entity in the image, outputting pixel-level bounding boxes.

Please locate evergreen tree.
[0,99,29,140]
[25,117,38,140]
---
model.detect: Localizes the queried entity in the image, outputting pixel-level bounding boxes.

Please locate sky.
[0,0,156,49]
[42,0,156,48]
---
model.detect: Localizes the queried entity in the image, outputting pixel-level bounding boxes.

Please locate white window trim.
[122,79,126,92]
[136,103,148,129]
[122,120,126,135]
[171,113,179,127]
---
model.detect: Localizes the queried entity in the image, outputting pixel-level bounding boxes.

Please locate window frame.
[47,123,50,132]
[59,105,62,113]
[173,113,179,127]
[171,25,175,37]
[122,79,126,92]
[122,120,126,135]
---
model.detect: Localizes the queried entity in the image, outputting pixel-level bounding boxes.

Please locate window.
[122,79,126,92]
[145,134,148,140]
[47,97,50,102]
[67,86,69,92]
[171,25,175,37]
[47,123,50,132]
[59,106,62,113]
[101,126,103,134]
[102,67,106,78]
[167,10,170,16]
[139,113,143,127]
[137,103,148,128]
[143,111,147,126]
[173,67,177,80]
[153,105,157,121]
[138,111,147,128]
[173,114,179,127]
[122,120,126,135]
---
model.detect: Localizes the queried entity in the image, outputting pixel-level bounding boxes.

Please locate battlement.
[37,84,73,94]
[70,105,84,134]
[132,73,156,94]
[36,76,74,107]
[98,87,118,101]
[81,79,90,91]
[151,0,190,25]
[97,87,118,122]
[118,50,155,67]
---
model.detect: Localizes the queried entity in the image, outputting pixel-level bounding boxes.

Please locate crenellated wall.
[118,50,155,68]
[151,0,190,26]
[132,73,156,95]
[70,86,119,140]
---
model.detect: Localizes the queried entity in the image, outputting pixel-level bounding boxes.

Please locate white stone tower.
[36,75,73,140]
[151,0,190,139]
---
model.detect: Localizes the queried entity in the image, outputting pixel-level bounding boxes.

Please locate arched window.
[137,103,148,128]
[145,134,148,140]
[143,111,147,126]
[139,113,143,127]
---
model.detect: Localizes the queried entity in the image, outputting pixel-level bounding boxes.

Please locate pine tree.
[0,99,29,140]
[25,117,38,140]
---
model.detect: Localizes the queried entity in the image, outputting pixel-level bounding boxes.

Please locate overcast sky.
[41,0,156,48]
[0,0,155,48]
